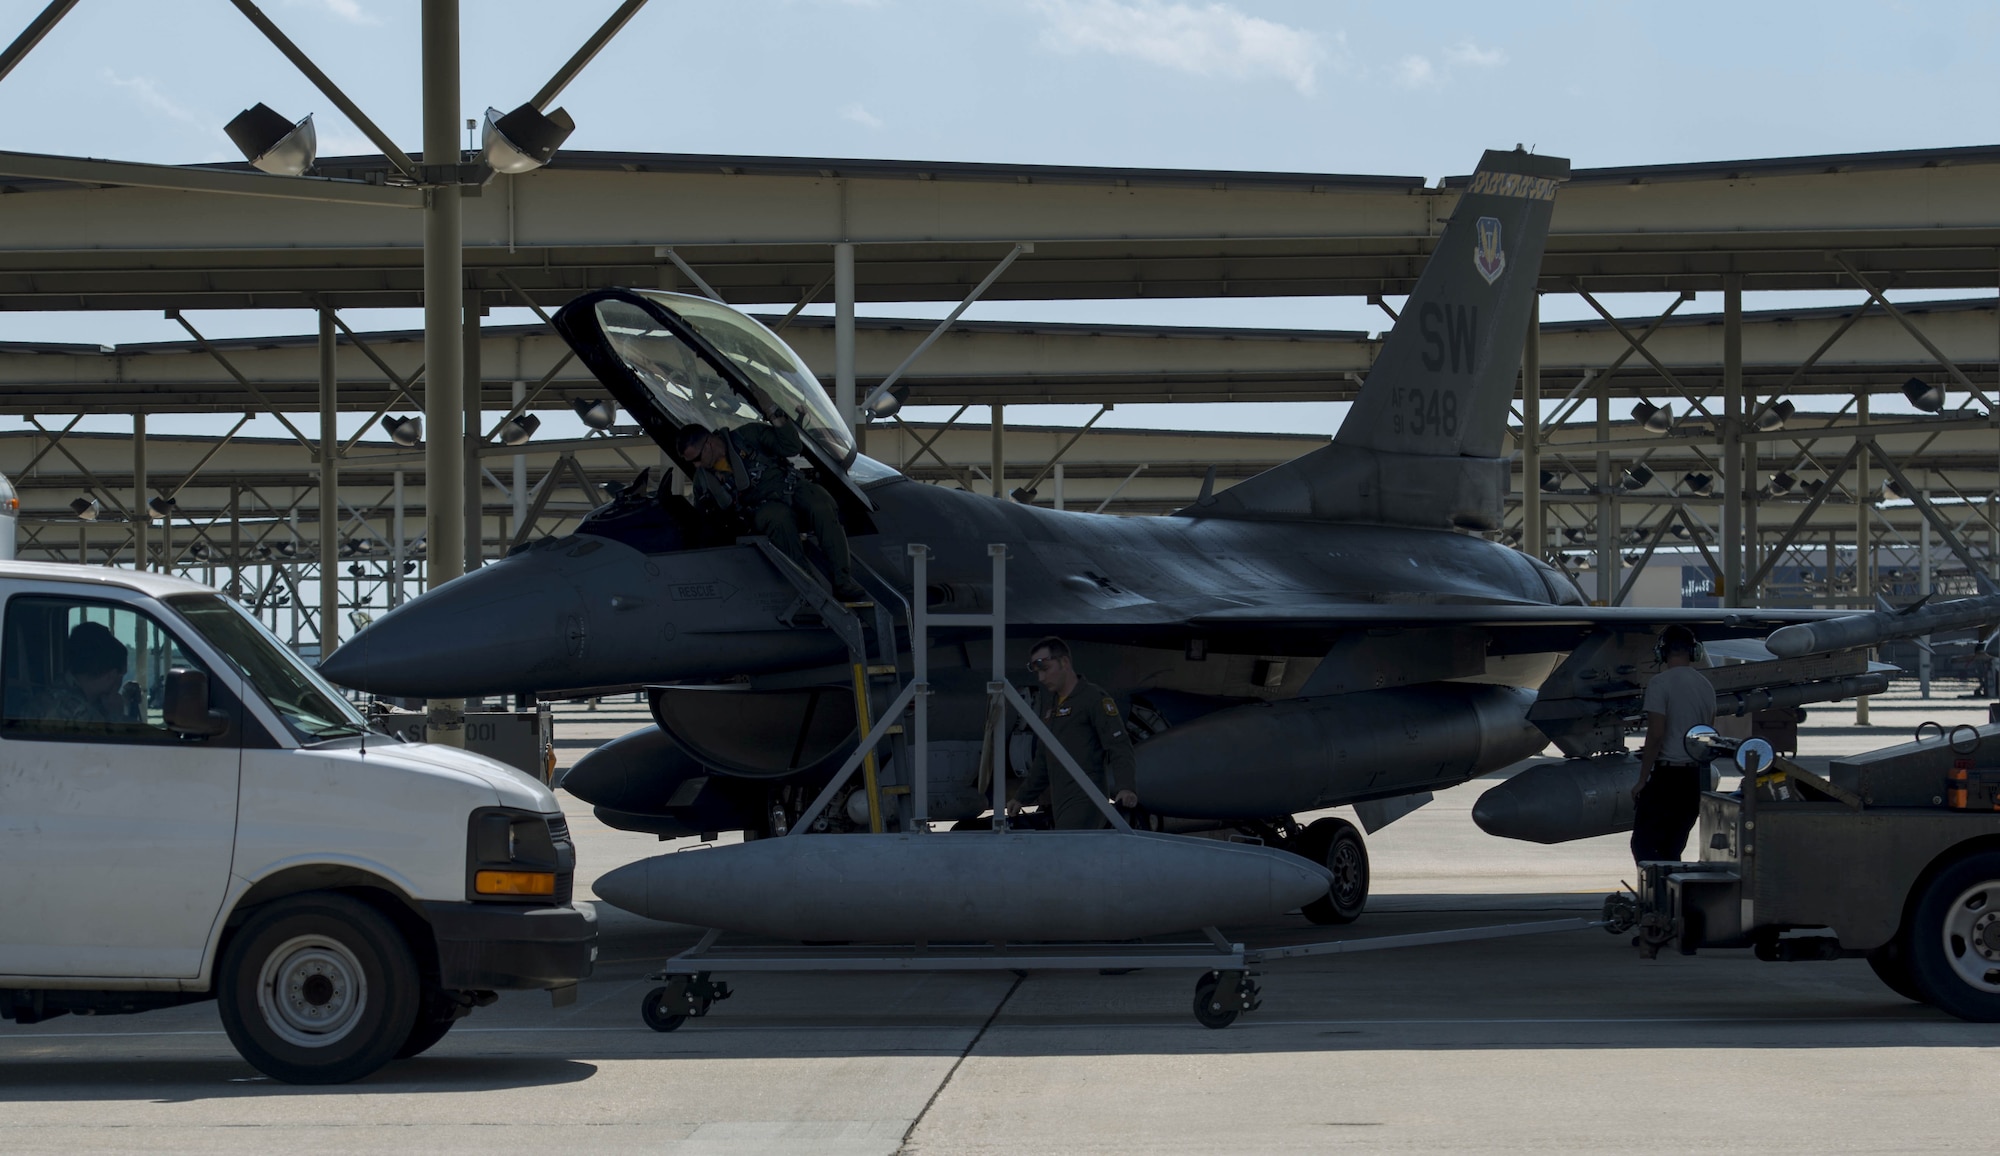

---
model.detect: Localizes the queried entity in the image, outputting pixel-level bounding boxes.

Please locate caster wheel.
[641,987,687,1032]
[1191,973,1237,1030]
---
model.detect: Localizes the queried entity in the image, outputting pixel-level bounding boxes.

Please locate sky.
[0,0,1995,438]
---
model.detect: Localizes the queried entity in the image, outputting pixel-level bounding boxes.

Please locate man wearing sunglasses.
[1007,636,1139,829]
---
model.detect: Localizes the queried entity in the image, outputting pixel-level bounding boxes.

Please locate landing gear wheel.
[641,987,687,1032]
[1907,851,2000,1020]
[1297,817,1369,925]
[1192,974,1237,1030]
[215,892,419,1085]
[1867,941,1926,1004]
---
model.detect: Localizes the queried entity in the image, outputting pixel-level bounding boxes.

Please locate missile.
[1767,592,2000,659]
[1471,754,1644,844]
[592,830,1335,941]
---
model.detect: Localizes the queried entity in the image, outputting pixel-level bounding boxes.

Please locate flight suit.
[690,420,853,589]
[1018,678,1137,830]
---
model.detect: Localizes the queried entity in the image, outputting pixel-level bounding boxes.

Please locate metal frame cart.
[636,542,1602,1031]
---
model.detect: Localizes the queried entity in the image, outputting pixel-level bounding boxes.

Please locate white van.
[0,562,596,1083]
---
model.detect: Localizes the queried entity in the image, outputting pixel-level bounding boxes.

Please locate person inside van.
[32,621,135,726]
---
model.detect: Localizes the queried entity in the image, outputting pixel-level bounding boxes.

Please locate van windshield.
[166,594,369,744]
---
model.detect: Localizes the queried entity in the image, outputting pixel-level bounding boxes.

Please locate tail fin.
[1190,148,1568,530]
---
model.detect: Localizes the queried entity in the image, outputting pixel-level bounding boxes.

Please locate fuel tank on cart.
[592,830,1335,941]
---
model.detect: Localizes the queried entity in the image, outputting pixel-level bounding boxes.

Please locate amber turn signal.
[475,869,556,896]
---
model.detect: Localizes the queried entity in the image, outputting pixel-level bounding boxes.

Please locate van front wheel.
[217,892,420,1084]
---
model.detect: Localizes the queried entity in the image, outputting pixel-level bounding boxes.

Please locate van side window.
[0,595,211,744]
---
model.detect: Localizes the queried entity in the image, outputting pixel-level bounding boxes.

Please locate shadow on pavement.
[0,1056,598,1100]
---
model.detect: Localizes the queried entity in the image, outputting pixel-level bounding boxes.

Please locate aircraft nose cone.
[319,552,585,698]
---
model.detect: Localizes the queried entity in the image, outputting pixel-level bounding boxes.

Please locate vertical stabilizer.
[1190,149,1569,530]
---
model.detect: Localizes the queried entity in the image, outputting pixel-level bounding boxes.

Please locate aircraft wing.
[1185,602,1845,632]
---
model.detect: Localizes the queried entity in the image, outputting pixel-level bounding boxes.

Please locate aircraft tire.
[1297,817,1369,926]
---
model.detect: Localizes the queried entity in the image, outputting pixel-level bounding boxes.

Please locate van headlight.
[466,807,572,903]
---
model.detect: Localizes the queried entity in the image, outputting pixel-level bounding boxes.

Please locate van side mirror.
[162,668,227,737]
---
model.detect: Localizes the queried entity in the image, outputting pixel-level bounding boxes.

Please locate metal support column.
[318,306,339,656]
[422,0,465,744]
[1856,392,1872,725]
[133,412,146,571]
[990,403,1005,499]
[1521,295,1542,561]
[1921,492,1933,699]
[834,242,856,433]
[511,379,527,541]
[1595,360,1613,602]
[463,288,483,573]
[391,469,406,608]
[1721,277,1744,606]
[1053,462,1065,511]
[229,484,241,600]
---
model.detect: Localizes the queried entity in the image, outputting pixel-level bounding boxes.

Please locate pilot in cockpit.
[677,412,868,603]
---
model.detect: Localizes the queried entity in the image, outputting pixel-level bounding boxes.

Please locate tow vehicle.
[1621,722,2000,1020]
[0,562,596,1083]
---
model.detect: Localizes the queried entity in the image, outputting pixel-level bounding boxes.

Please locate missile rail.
[639,916,1602,1032]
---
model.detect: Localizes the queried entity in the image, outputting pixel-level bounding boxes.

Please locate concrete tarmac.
[4,687,1996,1154]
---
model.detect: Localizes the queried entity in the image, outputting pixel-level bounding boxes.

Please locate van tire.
[216,892,421,1084]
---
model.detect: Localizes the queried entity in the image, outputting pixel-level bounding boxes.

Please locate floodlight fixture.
[1538,468,1565,493]
[1631,400,1674,434]
[1621,463,1655,490]
[1769,470,1798,495]
[865,383,911,422]
[1009,486,1038,505]
[275,541,298,559]
[1755,399,1797,432]
[482,103,576,175]
[346,562,367,577]
[1886,478,1907,499]
[349,538,373,556]
[224,103,317,177]
[1679,471,1713,497]
[147,496,178,518]
[69,497,98,521]
[1903,376,1947,413]
[383,415,423,447]
[572,397,618,430]
[189,542,211,561]
[1670,523,1692,540]
[499,413,541,447]
[348,609,373,631]
[1562,526,1588,544]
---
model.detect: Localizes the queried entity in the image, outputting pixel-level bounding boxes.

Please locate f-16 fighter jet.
[322,148,1869,922]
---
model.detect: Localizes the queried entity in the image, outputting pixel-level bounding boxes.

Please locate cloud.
[1397,41,1506,87]
[1443,41,1506,68]
[840,102,884,130]
[101,70,204,128]
[1031,0,1326,95]
[283,0,380,24]
[1394,54,1435,88]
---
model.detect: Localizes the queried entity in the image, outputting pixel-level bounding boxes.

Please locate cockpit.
[550,288,900,557]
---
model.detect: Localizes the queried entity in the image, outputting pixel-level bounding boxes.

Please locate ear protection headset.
[1654,624,1704,664]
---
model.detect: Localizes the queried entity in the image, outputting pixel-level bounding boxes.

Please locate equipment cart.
[1619,721,2000,1021]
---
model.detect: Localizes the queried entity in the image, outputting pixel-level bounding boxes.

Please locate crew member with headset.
[1630,624,1716,865]
[1007,636,1139,829]
[676,411,867,603]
